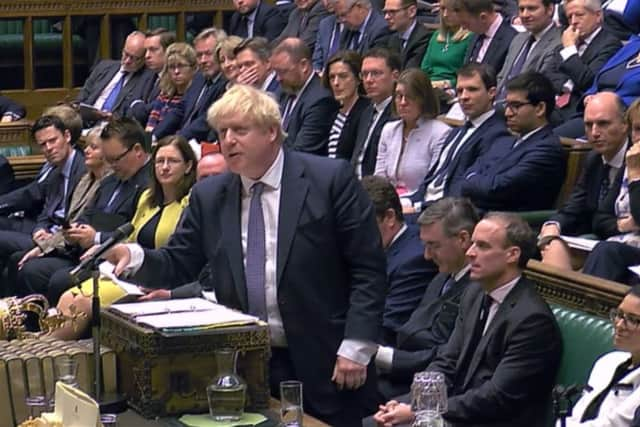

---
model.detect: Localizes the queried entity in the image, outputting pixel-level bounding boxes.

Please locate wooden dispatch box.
[100,308,271,418]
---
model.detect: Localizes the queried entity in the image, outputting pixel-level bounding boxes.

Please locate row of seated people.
[0,73,639,424]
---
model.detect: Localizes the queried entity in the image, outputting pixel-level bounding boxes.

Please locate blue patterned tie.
[102,71,127,112]
[246,182,267,320]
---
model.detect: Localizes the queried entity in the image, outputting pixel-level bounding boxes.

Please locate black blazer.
[428,278,562,427]
[34,149,87,231]
[387,22,431,69]
[127,73,161,125]
[78,162,151,243]
[464,18,516,75]
[75,60,155,119]
[135,151,387,415]
[557,29,622,118]
[228,1,286,40]
[386,271,471,385]
[0,155,14,196]
[350,101,394,177]
[333,96,370,160]
[460,125,567,211]
[551,149,624,236]
[592,166,640,238]
[280,74,339,155]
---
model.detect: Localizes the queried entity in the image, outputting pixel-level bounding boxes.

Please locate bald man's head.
[197,153,228,180]
[584,92,628,161]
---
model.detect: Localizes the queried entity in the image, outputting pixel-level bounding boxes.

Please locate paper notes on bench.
[110,298,259,331]
[560,235,599,251]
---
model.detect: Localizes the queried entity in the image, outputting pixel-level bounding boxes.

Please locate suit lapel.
[277,152,309,286]
[220,175,249,309]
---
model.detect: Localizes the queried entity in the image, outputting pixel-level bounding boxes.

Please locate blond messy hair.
[207,84,286,143]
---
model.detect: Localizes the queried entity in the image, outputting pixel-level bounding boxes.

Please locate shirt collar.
[261,71,277,91]
[374,96,392,114]
[61,149,76,179]
[357,9,373,34]
[240,147,284,194]
[518,125,545,142]
[453,264,471,282]
[247,3,259,21]
[469,109,494,128]
[388,223,408,248]
[488,274,520,304]
[400,19,417,42]
[582,26,601,46]
[486,13,503,38]
[604,140,628,169]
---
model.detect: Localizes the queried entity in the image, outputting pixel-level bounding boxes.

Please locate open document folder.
[110,298,259,330]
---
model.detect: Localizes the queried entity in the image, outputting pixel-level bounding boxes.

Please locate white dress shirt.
[94,68,131,111]
[476,14,504,63]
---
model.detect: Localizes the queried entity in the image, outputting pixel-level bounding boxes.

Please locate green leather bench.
[551,304,614,388]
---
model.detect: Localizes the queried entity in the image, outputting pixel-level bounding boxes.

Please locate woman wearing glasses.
[52,135,197,339]
[145,43,197,134]
[558,286,640,426]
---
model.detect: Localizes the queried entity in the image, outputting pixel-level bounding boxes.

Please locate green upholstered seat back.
[551,304,614,388]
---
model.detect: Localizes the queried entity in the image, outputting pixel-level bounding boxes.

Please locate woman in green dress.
[420,0,472,93]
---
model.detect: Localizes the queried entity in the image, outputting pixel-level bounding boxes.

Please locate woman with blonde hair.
[52,135,197,339]
[145,42,197,133]
[216,35,243,85]
[420,0,472,91]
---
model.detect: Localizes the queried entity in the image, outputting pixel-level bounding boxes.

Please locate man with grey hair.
[373,197,477,401]
[335,0,391,54]
[555,0,621,121]
[76,31,155,124]
[271,37,339,154]
[234,37,280,94]
[153,27,228,142]
[374,212,562,427]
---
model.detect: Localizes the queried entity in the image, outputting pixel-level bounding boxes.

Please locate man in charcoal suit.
[102,84,387,427]
[229,0,287,40]
[336,0,392,55]
[384,0,430,69]
[374,197,478,401]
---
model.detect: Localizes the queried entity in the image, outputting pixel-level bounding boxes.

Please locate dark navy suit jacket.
[464,18,516,74]
[460,125,567,211]
[383,225,437,343]
[312,15,340,71]
[228,1,286,40]
[411,112,512,207]
[339,10,391,54]
[128,73,161,125]
[135,151,387,416]
[550,149,624,236]
[34,149,86,232]
[0,95,25,119]
[387,21,430,69]
[155,72,227,141]
[350,101,393,177]
[280,74,339,155]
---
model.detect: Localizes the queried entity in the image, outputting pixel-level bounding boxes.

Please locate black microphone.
[69,222,134,284]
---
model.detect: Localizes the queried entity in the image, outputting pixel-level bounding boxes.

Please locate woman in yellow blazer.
[53,134,197,339]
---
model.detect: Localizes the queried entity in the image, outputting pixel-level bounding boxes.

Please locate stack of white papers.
[110,298,258,330]
[560,235,600,251]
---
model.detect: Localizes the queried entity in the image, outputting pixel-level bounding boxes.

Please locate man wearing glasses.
[15,117,151,305]
[384,0,429,69]
[560,286,640,425]
[334,0,391,54]
[459,71,567,211]
[75,31,155,125]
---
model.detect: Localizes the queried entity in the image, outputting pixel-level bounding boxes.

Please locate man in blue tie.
[101,84,387,427]
[75,31,155,125]
[335,0,391,54]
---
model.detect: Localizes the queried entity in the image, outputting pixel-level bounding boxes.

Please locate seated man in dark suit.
[335,0,392,55]
[234,37,280,95]
[374,197,478,401]
[461,71,567,211]
[229,0,287,40]
[539,92,628,268]
[0,116,86,296]
[0,95,26,122]
[555,0,621,122]
[274,0,330,53]
[351,48,400,178]
[362,176,437,344]
[406,63,512,213]
[272,37,339,155]
[457,0,516,75]
[373,212,562,427]
[128,28,176,125]
[75,31,155,124]
[312,0,342,73]
[384,0,430,69]
[102,84,387,426]
[152,27,228,143]
[15,117,151,303]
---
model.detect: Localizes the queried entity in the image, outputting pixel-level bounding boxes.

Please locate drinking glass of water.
[280,380,303,427]
[54,357,78,388]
